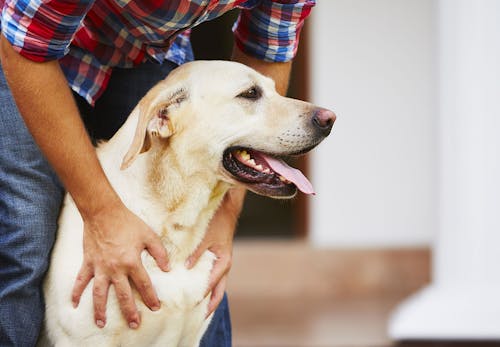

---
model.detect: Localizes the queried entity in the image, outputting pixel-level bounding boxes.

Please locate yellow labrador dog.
[42,61,335,347]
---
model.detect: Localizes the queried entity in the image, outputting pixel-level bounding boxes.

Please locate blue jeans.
[0,61,231,347]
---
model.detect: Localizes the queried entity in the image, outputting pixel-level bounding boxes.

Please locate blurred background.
[192,1,500,346]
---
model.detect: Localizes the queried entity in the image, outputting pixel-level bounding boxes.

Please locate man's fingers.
[112,276,141,329]
[146,235,170,272]
[72,264,93,308]
[92,275,110,328]
[206,276,227,319]
[204,254,231,297]
[130,265,160,311]
[185,242,206,269]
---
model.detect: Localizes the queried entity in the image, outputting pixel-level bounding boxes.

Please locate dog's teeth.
[236,150,251,161]
[263,168,271,174]
[248,159,256,166]
[255,164,263,171]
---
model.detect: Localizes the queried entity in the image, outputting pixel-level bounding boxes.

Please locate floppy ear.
[120,87,186,170]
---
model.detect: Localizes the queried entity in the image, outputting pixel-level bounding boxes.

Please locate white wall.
[309,0,437,248]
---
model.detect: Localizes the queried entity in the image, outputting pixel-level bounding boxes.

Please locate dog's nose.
[312,108,336,135]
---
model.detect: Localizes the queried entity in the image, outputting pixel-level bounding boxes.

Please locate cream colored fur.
[41,61,326,347]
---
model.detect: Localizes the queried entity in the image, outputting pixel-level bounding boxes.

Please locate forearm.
[0,35,119,218]
[1,36,169,326]
[231,46,292,96]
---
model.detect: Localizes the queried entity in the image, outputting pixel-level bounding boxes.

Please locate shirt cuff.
[233,0,315,62]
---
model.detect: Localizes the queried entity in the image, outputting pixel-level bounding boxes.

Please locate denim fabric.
[0,60,231,347]
[0,62,65,347]
[200,294,232,347]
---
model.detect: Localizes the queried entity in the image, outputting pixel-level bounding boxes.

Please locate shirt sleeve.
[233,0,315,62]
[1,0,94,62]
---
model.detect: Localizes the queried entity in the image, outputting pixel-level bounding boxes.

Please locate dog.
[41,60,335,346]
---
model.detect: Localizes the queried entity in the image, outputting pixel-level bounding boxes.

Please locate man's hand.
[71,200,170,329]
[185,187,245,317]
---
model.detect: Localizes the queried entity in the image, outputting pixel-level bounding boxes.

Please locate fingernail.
[185,259,191,268]
[129,322,138,329]
[96,320,105,328]
[72,301,77,308]
[151,304,160,311]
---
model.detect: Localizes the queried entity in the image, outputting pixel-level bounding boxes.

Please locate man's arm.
[232,45,292,95]
[0,35,169,329]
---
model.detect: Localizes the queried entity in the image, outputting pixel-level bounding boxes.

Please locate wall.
[309,0,437,247]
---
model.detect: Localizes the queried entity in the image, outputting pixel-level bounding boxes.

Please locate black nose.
[312,108,336,135]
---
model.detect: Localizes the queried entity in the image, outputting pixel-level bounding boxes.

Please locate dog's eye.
[238,86,261,100]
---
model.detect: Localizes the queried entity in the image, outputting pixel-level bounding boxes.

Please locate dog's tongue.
[259,154,315,195]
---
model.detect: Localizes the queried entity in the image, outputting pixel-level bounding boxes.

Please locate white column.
[389,0,500,339]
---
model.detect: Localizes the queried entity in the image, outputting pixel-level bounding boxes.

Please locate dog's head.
[121,61,335,199]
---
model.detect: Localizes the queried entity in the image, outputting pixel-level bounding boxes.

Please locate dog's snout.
[312,108,336,135]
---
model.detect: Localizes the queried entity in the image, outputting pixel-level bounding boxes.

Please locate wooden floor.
[227,240,500,347]
[231,295,500,347]
[231,295,398,347]
[227,240,412,347]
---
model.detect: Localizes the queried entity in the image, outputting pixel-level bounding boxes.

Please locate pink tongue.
[259,154,315,195]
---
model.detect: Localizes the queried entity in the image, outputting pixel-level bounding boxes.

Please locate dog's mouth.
[222,147,315,198]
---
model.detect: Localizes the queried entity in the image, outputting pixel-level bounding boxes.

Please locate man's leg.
[77,60,232,347]
[199,294,232,347]
[0,67,65,346]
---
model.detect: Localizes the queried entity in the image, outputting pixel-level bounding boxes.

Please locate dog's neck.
[96,114,231,263]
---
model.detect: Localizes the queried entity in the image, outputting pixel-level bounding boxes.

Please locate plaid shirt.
[0,0,314,105]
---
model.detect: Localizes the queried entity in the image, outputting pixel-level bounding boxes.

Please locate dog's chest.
[135,203,216,307]
[142,250,215,309]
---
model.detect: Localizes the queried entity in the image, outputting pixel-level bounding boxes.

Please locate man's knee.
[0,176,63,346]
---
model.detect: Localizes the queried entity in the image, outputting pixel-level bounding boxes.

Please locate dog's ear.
[121,87,186,170]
